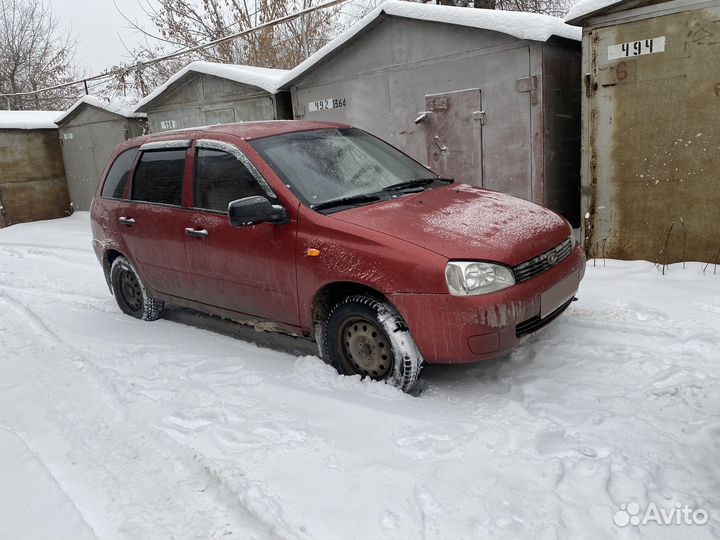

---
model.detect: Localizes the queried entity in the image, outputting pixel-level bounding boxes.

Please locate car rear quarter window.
[194,148,266,212]
[132,149,186,206]
[101,148,138,199]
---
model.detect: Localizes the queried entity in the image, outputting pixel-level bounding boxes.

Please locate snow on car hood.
[332,184,570,267]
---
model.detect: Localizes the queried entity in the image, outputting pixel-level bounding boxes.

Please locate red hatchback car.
[91,121,585,392]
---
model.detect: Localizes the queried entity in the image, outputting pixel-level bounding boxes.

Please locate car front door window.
[194,148,267,212]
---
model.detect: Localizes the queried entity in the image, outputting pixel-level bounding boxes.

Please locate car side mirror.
[228,196,289,227]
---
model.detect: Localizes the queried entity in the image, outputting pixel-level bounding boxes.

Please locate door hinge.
[473,110,486,125]
[584,73,600,96]
[516,75,539,105]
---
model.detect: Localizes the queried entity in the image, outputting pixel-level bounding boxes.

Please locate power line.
[1,0,349,102]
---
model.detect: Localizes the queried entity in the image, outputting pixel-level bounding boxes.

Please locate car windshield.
[249,128,440,209]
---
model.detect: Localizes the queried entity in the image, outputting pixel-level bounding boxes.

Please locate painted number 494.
[608,36,666,60]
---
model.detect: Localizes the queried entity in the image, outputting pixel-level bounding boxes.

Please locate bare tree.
[428,0,572,16]
[104,0,340,99]
[100,0,573,100]
[0,0,81,110]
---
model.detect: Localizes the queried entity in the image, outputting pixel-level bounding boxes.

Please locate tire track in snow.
[0,245,95,269]
[0,241,92,254]
[0,292,287,540]
[0,425,97,539]
[562,313,717,344]
[0,283,111,311]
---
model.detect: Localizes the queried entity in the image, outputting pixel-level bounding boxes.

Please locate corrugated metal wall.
[0,129,71,227]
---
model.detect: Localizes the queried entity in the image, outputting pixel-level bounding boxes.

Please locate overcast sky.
[51,0,154,74]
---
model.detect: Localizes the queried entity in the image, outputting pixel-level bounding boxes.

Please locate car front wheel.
[110,256,164,321]
[323,295,423,393]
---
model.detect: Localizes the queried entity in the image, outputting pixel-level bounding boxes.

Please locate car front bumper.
[389,244,586,364]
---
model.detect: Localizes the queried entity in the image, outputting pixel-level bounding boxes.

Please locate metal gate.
[60,121,127,211]
[585,5,720,262]
[418,88,483,187]
[204,108,235,125]
[421,88,483,187]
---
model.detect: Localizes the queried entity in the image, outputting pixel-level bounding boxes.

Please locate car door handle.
[184,227,209,238]
[118,216,135,226]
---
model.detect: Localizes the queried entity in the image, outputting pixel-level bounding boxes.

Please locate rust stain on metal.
[596,7,720,262]
[585,31,601,258]
[616,61,629,82]
[0,129,71,227]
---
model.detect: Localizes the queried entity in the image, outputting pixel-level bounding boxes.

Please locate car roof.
[127,120,351,148]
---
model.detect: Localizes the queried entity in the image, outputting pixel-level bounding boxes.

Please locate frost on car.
[90,121,586,393]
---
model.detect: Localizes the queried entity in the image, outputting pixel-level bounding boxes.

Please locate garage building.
[0,111,71,228]
[56,96,147,211]
[283,1,583,225]
[134,62,292,133]
[566,0,720,263]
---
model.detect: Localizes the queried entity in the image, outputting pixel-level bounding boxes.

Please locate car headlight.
[445,261,515,296]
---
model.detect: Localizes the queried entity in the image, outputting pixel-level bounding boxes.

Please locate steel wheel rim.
[120,270,142,312]
[339,316,392,379]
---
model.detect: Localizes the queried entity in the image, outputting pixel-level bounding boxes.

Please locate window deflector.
[139,139,191,151]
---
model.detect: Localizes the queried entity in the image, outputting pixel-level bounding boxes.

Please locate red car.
[90,121,585,393]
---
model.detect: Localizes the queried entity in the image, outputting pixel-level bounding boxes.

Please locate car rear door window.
[194,148,267,212]
[132,149,186,206]
[101,148,138,199]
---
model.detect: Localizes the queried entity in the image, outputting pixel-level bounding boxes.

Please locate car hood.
[332,184,570,267]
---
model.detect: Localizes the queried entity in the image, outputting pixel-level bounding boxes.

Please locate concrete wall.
[58,106,146,211]
[582,1,720,262]
[290,17,581,224]
[0,129,71,227]
[145,72,291,133]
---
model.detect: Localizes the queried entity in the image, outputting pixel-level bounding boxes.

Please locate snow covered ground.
[0,213,718,540]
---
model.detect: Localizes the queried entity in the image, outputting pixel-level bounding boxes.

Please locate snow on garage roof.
[565,0,625,25]
[0,110,63,130]
[55,95,146,125]
[378,0,581,41]
[280,0,581,88]
[134,62,289,112]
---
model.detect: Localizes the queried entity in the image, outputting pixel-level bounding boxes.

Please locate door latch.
[415,111,432,124]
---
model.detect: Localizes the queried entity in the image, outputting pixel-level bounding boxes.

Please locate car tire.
[323,295,423,393]
[110,256,164,321]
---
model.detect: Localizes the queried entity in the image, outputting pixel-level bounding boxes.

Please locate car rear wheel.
[110,256,164,321]
[323,295,423,393]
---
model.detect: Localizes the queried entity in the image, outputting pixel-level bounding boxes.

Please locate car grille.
[513,238,573,283]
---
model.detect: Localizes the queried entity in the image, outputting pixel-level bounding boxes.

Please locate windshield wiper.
[312,193,382,211]
[311,177,454,211]
[381,177,454,192]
